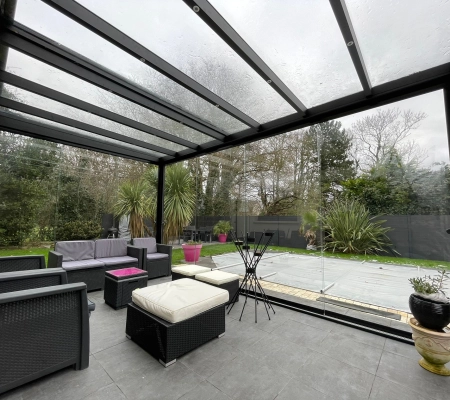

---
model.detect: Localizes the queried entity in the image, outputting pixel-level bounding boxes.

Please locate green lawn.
[1,243,449,271]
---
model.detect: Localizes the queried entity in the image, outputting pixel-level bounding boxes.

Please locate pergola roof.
[1,0,449,165]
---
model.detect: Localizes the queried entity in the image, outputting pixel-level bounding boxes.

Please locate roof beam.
[329,0,372,96]
[0,110,160,163]
[163,61,450,163]
[0,71,199,150]
[0,97,176,157]
[41,0,260,128]
[1,25,227,141]
[184,0,307,115]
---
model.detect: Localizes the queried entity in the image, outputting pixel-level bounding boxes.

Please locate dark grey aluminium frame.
[0,0,450,251]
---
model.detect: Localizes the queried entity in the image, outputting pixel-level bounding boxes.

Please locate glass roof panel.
[6,48,209,150]
[0,107,165,158]
[209,0,362,108]
[76,0,296,123]
[14,0,246,134]
[1,84,182,154]
[345,0,450,86]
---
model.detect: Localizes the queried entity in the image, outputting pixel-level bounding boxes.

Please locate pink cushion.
[106,267,146,278]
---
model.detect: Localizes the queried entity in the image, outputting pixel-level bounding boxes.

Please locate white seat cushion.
[195,270,239,285]
[132,278,229,323]
[171,264,210,276]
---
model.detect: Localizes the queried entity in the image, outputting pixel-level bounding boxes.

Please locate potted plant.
[408,270,450,375]
[213,220,232,243]
[182,240,202,263]
[408,270,450,330]
[299,211,319,250]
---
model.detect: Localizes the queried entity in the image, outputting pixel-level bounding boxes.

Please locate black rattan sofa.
[0,255,46,273]
[48,239,143,291]
[132,238,172,279]
[0,282,90,395]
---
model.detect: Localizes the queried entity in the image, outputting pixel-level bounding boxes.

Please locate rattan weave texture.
[0,275,61,294]
[0,256,45,272]
[126,302,225,364]
[0,291,81,391]
[104,275,147,309]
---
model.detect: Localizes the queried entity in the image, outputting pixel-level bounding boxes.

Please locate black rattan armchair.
[0,283,90,395]
[0,255,46,273]
[0,268,68,294]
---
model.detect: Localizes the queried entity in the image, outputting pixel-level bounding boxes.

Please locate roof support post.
[444,87,450,161]
[155,163,165,244]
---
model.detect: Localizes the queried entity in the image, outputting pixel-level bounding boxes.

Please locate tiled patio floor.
[3,276,449,400]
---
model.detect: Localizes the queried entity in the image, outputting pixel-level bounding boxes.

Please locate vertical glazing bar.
[155,163,165,244]
[444,87,450,159]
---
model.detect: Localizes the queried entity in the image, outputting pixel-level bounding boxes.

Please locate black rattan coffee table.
[104,267,148,309]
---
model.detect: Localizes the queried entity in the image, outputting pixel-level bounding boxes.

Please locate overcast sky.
[336,90,449,166]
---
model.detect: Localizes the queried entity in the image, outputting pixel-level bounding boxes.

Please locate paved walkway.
[212,252,438,317]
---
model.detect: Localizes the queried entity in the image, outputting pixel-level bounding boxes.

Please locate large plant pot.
[409,294,450,331]
[218,233,227,243]
[409,318,450,376]
[182,244,202,262]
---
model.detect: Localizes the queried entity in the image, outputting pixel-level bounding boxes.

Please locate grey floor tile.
[177,381,221,400]
[115,361,203,400]
[238,305,291,333]
[94,339,157,381]
[383,339,418,361]
[271,319,329,351]
[90,313,128,354]
[286,310,338,332]
[81,383,127,400]
[275,379,331,400]
[1,357,113,400]
[207,353,291,400]
[319,332,383,374]
[331,323,386,349]
[257,340,320,377]
[221,318,269,350]
[178,337,241,378]
[369,376,429,400]
[296,353,375,400]
[376,351,450,400]
[241,334,289,361]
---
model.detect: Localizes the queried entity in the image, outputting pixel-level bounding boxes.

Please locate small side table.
[104,267,148,309]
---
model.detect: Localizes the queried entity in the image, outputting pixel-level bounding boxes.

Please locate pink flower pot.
[218,233,227,243]
[182,244,202,262]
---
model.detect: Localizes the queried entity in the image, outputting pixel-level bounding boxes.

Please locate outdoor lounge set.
[0,238,230,394]
[47,238,171,291]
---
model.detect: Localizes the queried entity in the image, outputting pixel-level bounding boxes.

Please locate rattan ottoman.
[104,267,148,309]
[126,278,228,367]
[195,270,239,305]
[171,264,210,280]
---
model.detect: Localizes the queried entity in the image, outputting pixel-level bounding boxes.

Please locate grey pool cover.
[212,252,443,312]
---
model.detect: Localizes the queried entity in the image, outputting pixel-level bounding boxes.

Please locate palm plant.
[321,198,392,255]
[113,179,153,238]
[145,164,196,243]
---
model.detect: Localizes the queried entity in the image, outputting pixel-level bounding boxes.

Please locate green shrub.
[322,198,393,255]
[56,220,102,241]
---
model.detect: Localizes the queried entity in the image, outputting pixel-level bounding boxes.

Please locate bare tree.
[349,108,427,171]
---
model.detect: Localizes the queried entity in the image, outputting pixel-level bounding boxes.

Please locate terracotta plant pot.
[409,318,450,376]
[182,244,202,262]
[218,233,227,243]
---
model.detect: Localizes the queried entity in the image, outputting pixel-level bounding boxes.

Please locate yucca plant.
[113,179,153,238]
[145,164,196,243]
[321,198,392,255]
